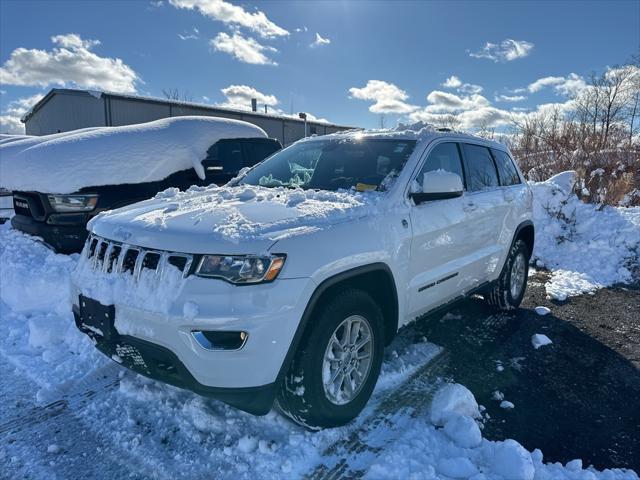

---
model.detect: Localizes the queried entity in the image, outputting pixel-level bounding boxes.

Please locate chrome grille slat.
[80,235,193,281]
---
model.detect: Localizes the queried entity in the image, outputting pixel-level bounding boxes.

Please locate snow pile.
[0,117,266,193]
[364,383,636,480]
[531,171,640,299]
[0,225,105,394]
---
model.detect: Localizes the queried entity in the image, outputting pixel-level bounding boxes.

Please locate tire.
[485,239,529,311]
[277,289,385,429]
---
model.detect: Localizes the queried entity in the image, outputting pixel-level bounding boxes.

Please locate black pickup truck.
[11,137,281,253]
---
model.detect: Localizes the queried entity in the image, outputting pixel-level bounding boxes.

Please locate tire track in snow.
[306,350,450,479]
[0,363,121,436]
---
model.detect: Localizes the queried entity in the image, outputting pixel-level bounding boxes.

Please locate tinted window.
[202,141,243,177]
[491,149,521,186]
[240,139,416,191]
[416,142,464,188]
[463,144,499,191]
[245,141,280,168]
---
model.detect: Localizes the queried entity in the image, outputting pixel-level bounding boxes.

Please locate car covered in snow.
[70,125,534,428]
[0,117,281,253]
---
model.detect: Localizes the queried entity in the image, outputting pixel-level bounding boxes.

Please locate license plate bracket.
[78,295,116,341]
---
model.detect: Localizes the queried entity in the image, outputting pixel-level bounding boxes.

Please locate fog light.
[192,330,248,351]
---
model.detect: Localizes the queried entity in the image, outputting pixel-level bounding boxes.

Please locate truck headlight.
[47,194,98,212]
[195,254,285,284]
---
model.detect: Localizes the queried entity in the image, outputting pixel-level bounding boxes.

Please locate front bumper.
[73,303,277,414]
[71,275,316,413]
[11,214,88,253]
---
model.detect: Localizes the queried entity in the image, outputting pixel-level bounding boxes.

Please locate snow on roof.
[0,116,267,194]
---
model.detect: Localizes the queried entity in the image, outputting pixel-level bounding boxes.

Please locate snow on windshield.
[0,116,266,194]
[240,138,417,192]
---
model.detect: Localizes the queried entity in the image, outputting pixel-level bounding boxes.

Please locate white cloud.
[210,32,277,65]
[470,39,534,62]
[0,34,139,93]
[441,75,483,94]
[0,94,45,134]
[495,94,527,102]
[424,91,491,113]
[310,32,331,48]
[349,80,418,114]
[220,84,278,109]
[178,27,199,40]
[169,0,288,38]
[527,73,587,96]
[442,76,462,88]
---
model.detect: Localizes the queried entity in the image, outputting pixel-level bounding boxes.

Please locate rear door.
[460,143,508,288]
[243,139,281,169]
[407,141,473,317]
[201,139,244,185]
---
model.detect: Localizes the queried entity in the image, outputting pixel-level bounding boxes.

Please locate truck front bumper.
[11,214,88,253]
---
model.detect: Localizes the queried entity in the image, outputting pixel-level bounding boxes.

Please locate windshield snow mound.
[0,116,267,194]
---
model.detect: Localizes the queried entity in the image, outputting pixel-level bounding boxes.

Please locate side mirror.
[411,170,464,204]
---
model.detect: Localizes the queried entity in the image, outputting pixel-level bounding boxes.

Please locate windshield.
[239,138,417,192]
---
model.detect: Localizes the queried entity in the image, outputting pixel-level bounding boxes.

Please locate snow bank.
[0,225,105,393]
[531,171,640,299]
[364,383,636,480]
[0,116,267,194]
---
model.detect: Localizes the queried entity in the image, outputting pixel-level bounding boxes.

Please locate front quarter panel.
[273,208,412,321]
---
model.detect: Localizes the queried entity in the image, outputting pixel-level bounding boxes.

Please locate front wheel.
[485,239,529,311]
[277,289,385,429]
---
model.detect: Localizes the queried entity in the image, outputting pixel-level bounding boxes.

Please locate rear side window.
[463,144,499,191]
[245,141,280,168]
[203,141,243,176]
[491,149,521,186]
[416,142,464,188]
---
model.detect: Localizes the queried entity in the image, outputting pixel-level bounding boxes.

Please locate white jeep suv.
[71,127,533,428]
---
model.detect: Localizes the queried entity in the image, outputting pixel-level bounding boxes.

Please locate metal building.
[22,89,356,146]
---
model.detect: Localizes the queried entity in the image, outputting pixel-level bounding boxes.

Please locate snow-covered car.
[71,126,534,428]
[0,117,281,253]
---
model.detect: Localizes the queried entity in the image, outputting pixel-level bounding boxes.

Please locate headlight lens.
[195,254,285,284]
[47,194,98,212]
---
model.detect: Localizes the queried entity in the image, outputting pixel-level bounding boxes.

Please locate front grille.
[82,234,193,279]
[12,192,46,220]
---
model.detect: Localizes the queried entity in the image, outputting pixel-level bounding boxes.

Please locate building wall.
[25,92,105,135]
[25,92,354,145]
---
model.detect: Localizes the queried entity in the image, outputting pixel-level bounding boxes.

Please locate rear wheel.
[277,289,384,429]
[485,239,529,311]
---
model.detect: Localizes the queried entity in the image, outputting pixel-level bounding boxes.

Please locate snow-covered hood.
[89,185,382,254]
[0,116,266,194]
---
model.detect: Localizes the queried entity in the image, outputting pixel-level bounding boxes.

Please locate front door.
[407,141,474,318]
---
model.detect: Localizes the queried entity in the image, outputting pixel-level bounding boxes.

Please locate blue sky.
[0,0,638,133]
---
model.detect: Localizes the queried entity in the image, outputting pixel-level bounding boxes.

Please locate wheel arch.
[276,263,399,385]
[513,220,535,259]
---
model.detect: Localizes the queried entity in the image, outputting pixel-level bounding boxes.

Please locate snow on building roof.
[0,116,267,194]
[22,88,354,129]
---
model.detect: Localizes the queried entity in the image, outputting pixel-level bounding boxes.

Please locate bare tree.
[162,88,194,102]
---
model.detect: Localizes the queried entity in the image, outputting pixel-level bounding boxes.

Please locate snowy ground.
[2,192,639,478]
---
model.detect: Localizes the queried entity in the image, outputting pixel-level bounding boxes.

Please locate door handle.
[464,200,477,212]
[504,190,515,202]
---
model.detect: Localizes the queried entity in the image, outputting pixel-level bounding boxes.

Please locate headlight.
[195,254,286,284]
[47,194,98,212]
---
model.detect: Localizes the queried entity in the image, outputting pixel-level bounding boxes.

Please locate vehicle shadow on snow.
[409,292,640,472]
